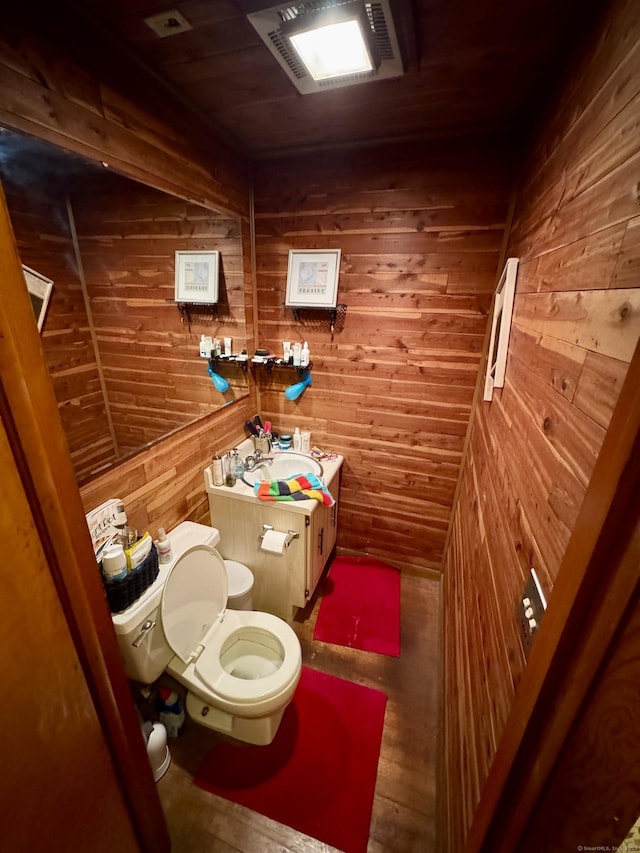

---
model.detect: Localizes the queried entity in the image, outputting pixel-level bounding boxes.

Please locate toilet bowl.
[111,522,302,745]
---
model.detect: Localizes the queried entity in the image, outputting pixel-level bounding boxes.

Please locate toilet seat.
[194,612,301,704]
[161,544,300,709]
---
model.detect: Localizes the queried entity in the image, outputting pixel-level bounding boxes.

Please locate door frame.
[0,184,170,851]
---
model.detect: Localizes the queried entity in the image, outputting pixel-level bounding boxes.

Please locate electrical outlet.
[518,568,547,657]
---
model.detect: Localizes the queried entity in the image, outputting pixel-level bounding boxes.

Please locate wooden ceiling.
[25,0,605,160]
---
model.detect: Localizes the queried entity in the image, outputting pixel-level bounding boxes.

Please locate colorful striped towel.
[254,473,335,506]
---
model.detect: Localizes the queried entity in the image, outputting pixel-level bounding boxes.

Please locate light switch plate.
[518,568,547,657]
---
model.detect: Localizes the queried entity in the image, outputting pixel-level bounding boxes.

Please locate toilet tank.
[111,521,220,684]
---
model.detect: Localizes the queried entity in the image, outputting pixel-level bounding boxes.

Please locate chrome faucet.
[254,448,274,463]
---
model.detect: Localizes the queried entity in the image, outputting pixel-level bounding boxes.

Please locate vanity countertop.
[204,437,343,514]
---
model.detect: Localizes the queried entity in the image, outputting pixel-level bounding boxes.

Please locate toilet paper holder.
[260,524,298,548]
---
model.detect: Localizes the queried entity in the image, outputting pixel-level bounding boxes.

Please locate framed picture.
[285,249,341,308]
[174,250,220,304]
[22,265,54,333]
[483,257,519,401]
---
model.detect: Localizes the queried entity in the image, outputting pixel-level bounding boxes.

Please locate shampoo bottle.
[293,341,302,366]
[293,426,301,451]
[300,341,310,367]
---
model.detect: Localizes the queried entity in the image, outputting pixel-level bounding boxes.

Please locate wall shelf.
[286,304,347,336]
[208,354,249,372]
[167,300,218,331]
[251,358,312,377]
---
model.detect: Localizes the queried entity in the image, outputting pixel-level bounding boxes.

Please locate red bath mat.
[194,666,387,853]
[313,556,401,656]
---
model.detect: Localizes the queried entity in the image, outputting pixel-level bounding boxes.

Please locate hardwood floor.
[157,566,442,852]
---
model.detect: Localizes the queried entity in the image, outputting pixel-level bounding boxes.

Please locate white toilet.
[111,521,302,745]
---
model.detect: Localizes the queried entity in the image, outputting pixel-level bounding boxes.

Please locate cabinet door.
[307,501,326,600]
[324,468,340,556]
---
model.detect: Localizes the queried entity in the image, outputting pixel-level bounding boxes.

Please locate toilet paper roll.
[260,529,289,555]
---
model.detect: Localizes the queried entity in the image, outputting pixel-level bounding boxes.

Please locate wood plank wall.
[252,145,513,573]
[1,179,117,481]
[71,173,248,459]
[442,0,640,847]
[0,20,258,540]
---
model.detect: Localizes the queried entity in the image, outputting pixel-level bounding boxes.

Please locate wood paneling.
[72,174,249,458]
[1,179,116,480]
[254,145,513,572]
[0,9,248,216]
[0,7,258,563]
[79,396,256,544]
[61,0,604,158]
[1,164,252,481]
[442,0,640,847]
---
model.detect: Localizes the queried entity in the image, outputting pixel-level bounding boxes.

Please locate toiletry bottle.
[101,543,128,581]
[293,426,301,451]
[224,336,232,356]
[283,341,291,363]
[293,341,302,366]
[158,688,185,738]
[212,452,224,486]
[234,449,245,480]
[155,528,173,564]
[301,429,311,454]
[225,451,236,487]
[300,341,310,367]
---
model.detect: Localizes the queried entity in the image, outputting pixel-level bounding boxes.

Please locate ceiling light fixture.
[283,6,378,82]
[246,0,403,95]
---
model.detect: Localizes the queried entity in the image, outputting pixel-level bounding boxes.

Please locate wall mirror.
[0,126,249,484]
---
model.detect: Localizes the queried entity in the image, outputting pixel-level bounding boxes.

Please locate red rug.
[313,556,401,656]
[194,666,387,853]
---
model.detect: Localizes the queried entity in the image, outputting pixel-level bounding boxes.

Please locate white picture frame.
[22,264,54,333]
[174,250,220,304]
[483,257,519,401]
[285,249,341,308]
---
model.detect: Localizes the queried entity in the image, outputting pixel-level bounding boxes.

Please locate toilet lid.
[161,545,228,664]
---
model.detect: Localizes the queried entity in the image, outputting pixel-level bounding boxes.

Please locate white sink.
[242,452,323,486]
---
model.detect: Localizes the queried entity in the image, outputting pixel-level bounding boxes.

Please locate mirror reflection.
[0,127,248,483]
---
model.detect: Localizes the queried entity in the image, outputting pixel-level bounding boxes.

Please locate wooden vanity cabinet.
[206,459,342,621]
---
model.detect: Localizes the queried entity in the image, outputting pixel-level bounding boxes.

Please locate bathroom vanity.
[204,440,343,621]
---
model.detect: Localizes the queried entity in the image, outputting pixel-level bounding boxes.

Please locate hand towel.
[254,473,335,506]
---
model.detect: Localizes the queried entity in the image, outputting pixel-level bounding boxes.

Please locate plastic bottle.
[293,341,302,366]
[300,341,310,367]
[199,334,210,358]
[102,543,128,580]
[155,528,173,564]
[212,452,224,486]
[293,426,301,451]
[157,688,185,738]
